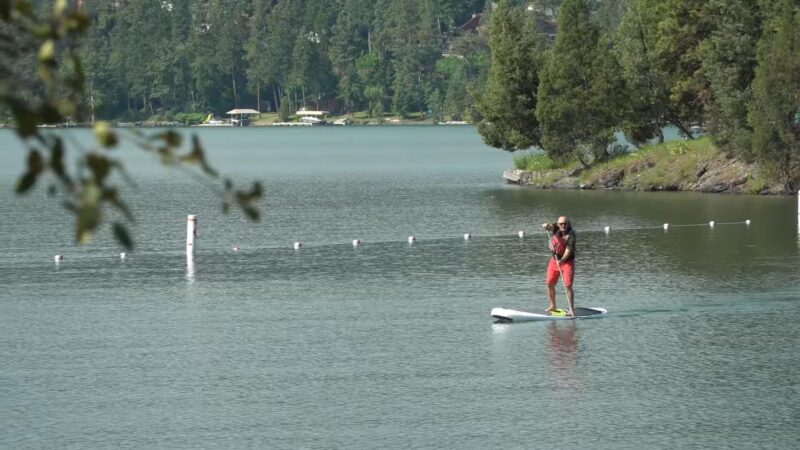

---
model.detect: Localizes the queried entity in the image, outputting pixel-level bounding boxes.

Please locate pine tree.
[330,0,371,113]
[536,0,620,165]
[615,0,712,142]
[698,0,763,158]
[477,0,544,151]
[748,0,800,191]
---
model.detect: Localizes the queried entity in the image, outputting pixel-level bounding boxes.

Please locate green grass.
[578,137,717,188]
[513,152,559,171]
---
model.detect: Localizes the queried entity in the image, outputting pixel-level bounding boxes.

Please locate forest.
[63,0,628,120]
[3,0,800,189]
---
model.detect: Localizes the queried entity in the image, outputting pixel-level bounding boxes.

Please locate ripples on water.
[1,128,799,449]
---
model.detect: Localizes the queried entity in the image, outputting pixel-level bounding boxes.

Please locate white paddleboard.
[491,307,608,323]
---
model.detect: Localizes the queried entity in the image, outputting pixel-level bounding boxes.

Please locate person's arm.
[558,234,575,262]
[543,223,557,255]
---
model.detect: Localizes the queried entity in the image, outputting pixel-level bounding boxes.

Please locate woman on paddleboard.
[543,216,576,317]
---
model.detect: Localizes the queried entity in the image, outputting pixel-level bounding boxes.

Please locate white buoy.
[54,255,63,262]
[293,242,302,250]
[604,226,611,235]
[120,252,126,259]
[352,239,362,246]
[518,230,525,238]
[745,219,751,226]
[663,223,669,231]
[709,220,715,228]
[464,233,471,240]
[186,215,197,255]
[233,246,240,251]
[408,236,416,243]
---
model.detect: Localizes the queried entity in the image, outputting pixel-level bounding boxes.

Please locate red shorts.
[546,258,574,287]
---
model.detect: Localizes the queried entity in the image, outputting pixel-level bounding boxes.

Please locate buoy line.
[51,219,753,262]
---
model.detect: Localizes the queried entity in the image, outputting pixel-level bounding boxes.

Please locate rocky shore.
[504,149,787,195]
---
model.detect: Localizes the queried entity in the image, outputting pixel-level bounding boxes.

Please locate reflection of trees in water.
[547,322,581,389]
[483,188,795,281]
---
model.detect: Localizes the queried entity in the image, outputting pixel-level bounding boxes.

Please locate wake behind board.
[491,307,607,323]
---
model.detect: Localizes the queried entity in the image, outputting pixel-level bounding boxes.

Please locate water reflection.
[547,321,580,388]
[186,255,195,283]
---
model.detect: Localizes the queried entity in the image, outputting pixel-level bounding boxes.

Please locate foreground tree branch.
[1,0,263,250]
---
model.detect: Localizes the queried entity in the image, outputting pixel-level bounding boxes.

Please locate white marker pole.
[186,215,197,256]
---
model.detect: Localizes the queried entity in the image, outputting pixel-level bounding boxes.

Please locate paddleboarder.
[543,216,576,317]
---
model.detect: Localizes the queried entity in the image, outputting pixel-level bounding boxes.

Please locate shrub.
[513,152,559,171]
[173,113,208,125]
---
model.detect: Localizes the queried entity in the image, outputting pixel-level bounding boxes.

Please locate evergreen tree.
[615,0,712,142]
[245,0,272,112]
[748,0,800,191]
[264,0,304,112]
[536,0,620,165]
[477,0,544,151]
[330,0,371,113]
[698,0,763,158]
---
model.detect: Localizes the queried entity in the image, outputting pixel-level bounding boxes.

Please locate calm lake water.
[1,127,799,449]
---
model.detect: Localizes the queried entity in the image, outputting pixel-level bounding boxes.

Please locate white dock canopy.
[226,109,260,115]
[226,109,260,126]
[296,109,329,117]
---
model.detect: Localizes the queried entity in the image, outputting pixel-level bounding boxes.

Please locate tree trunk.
[232,73,238,107]
[257,82,261,112]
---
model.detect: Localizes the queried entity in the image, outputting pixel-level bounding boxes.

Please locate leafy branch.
[2,0,262,250]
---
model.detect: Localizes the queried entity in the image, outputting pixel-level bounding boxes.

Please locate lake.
[1,126,799,449]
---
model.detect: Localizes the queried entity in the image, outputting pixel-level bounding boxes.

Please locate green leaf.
[190,135,218,177]
[16,172,38,193]
[27,148,45,174]
[54,0,68,15]
[241,205,260,221]
[94,121,118,147]
[86,153,111,183]
[38,39,56,64]
[160,130,182,147]
[6,98,39,138]
[50,137,73,188]
[76,185,101,244]
[112,222,134,250]
[103,188,134,222]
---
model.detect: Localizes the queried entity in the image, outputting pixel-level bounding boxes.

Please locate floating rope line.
[589,219,751,235]
[51,220,752,262]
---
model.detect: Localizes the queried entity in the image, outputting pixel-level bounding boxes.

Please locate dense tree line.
[5,0,798,188]
[75,0,487,121]
[480,0,800,190]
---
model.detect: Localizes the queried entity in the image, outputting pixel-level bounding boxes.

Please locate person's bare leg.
[546,284,557,311]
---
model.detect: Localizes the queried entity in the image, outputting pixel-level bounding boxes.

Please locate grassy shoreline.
[509,137,782,195]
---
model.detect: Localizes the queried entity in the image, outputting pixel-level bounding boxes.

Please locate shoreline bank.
[504,139,790,195]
